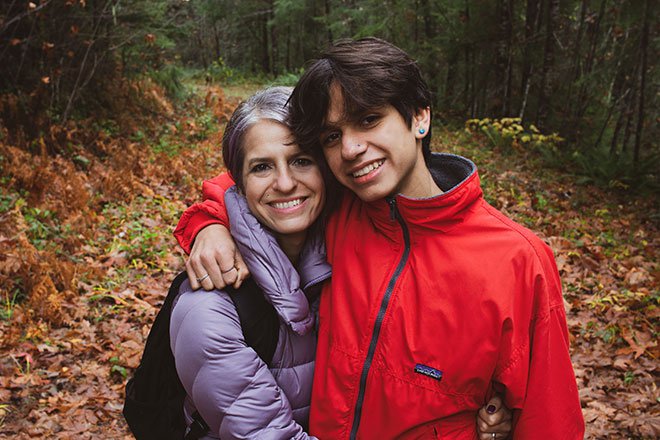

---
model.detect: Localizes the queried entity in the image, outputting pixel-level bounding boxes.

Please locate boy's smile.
[319,84,440,202]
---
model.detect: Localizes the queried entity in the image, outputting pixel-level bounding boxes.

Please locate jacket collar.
[225,186,331,326]
[364,153,483,235]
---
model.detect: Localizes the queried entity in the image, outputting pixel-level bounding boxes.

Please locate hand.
[477,395,513,439]
[185,224,249,291]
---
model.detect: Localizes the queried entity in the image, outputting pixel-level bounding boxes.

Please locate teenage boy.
[175,38,584,439]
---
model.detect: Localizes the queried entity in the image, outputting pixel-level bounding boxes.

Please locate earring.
[419,128,426,135]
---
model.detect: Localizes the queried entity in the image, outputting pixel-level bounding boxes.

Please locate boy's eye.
[321,131,341,146]
[361,114,380,126]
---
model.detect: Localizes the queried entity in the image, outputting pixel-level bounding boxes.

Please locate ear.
[413,107,431,139]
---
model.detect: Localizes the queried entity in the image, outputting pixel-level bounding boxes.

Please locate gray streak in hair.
[222,86,294,188]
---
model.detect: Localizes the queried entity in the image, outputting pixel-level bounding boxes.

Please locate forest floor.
[0,82,657,439]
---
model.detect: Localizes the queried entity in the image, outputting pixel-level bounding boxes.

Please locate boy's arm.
[174,173,248,290]
[174,173,235,253]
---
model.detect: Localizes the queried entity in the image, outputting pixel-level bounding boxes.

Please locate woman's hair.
[289,37,433,162]
[221,86,339,227]
[222,86,294,189]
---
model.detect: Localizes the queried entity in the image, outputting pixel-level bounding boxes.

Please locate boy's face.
[318,84,433,202]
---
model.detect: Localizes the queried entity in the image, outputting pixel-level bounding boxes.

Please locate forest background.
[0,0,658,438]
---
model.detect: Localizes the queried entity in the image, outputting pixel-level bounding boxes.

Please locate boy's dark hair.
[289,37,433,161]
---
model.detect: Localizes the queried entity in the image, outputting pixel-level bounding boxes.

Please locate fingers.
[232,249,250,289]
[185,258,201,290]
[189,250,222,291]
[479,395,507,424]
[477,395,512,439]
[185,224,251,291]
[477,418,512,439]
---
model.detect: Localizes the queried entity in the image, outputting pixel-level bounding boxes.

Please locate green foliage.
[100,195,179,269]
[207,57,240,83]
[1,289,21,321]
[268,69,304,87]
[109,356,128,379]
[149,64,188,101]
[569,148,659,192]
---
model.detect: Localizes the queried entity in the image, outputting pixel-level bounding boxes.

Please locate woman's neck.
[277,231,307,265]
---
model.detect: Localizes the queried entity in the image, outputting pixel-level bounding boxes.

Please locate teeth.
[353,160,384,178]
[272,198,303,209]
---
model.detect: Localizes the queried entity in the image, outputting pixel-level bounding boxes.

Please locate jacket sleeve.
[170,286,316,440]
[173,173,235,254]
[495,244,584,439]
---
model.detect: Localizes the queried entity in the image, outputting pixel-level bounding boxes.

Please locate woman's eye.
[292,157,314,167]
[250,163,271,173]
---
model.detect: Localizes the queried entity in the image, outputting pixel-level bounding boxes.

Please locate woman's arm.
[170,287,316,439]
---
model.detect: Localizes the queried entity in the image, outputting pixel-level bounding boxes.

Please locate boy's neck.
[395,158,443,199]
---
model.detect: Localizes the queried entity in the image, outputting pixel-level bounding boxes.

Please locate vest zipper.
[349,197,411,440]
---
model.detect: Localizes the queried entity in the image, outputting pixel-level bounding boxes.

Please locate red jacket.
[174,154,584,439]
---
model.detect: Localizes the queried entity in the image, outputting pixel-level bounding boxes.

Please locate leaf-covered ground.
[0,84,657,439]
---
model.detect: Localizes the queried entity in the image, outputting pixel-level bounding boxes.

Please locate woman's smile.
[242,120,325,245]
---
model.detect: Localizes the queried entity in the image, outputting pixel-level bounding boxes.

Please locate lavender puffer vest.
[170,188,331,439]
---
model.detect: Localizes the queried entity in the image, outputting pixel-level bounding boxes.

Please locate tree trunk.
[269,2,278,76]
[535,0,558,129]
[262,14,269,73]
[463,0,476,116]
[565,0,589,141]
[213,22,221,62]
[633,0,650,163]
[496,0,514,116]
[324,0,332,44]
[519,0,542,121]
[572,0,607,131]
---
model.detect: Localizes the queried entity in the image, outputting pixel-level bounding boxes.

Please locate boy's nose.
[341,135,367,160]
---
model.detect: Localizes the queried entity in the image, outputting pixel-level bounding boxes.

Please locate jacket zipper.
[349,197,411,440]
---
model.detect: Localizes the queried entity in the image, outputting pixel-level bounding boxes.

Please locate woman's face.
[241,120,325,242]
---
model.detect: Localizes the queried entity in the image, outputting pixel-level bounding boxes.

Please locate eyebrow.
[245,157,271,167]
[246,151,310,167]
[322,108,383,130]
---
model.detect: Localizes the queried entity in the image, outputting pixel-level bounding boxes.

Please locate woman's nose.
[273,169,296,192]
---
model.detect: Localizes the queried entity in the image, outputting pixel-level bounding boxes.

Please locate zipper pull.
[387,197,397,221]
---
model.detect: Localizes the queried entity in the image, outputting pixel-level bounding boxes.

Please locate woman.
[171,87,511,439]
[171,87,328,439]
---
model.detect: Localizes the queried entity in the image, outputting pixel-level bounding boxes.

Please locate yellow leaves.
[464,116,564,151]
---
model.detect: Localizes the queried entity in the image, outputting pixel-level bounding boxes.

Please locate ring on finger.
[221,266,237,275]
[492,433,496,439]
[196,274,210,283]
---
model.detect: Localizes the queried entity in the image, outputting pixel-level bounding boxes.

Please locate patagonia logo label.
[414,363,443,381]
